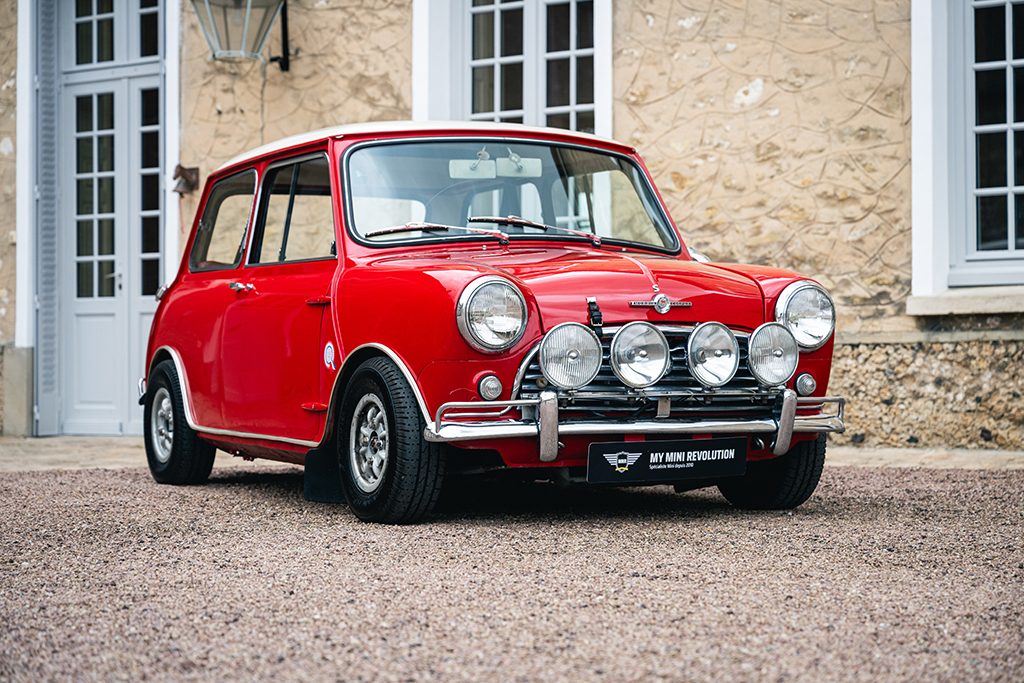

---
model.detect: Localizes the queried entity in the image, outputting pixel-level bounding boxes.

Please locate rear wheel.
[337,357,445,523]
[718,435,826,509]
[144,360,216,485]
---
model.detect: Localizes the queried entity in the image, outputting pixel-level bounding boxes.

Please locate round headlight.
[775,281,835,350]
[457,277,527,352]
[610,322,670,388]
[747,322,799,386]
[687,322,739,388]
[539,323,602,389]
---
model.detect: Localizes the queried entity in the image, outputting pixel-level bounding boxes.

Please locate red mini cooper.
[140,122,845,523]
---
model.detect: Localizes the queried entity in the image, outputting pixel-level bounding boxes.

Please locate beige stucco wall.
[0,1,15,346]
[613,0,911,336]
[178,0,413,234]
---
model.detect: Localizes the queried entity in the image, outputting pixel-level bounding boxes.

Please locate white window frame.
[910,0,1024,314]
[412,0,612,137]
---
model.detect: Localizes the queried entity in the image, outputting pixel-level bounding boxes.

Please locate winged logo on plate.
[603,451,643,473]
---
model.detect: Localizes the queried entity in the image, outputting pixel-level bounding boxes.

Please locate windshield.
[345,140,679,251]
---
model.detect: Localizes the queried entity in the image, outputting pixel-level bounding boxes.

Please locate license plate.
[586,437,747,484]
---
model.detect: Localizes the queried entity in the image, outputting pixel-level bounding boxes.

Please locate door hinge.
[301,402,328,413]
[304,296,331,306]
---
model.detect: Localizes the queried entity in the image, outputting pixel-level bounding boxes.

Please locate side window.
[251,156,336,264]
[189,170,256,272]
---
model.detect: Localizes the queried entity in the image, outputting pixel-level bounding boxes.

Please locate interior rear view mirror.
[449,159,497,179]
[497,156,543,178]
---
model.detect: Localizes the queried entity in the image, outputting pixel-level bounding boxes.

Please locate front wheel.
[337,357,445,523]
[144,360,216,485]
[717,435,826,510]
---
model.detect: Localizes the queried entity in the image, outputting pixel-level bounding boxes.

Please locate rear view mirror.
[449,159,497,179]
[497,156,542,178]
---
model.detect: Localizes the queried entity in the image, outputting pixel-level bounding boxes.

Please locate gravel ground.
[0,465,1021,682]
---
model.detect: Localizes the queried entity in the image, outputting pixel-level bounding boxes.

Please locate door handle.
[104,271,123,291]
[228,281,256,293]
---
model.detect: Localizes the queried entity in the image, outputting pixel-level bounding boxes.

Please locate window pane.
[141,131,159,169]
[501,62,523,111]
[1016,196,1024,248]
[77,137,93,174]
[142,259,159,296]
[1017,132,1024,187]
[140,12,159,57]
[977,132,1007,188]
[1016,4,1024,60]
[77,179,94,214]
[1015,68,1024,122]
[577,110,595,134]
[472,0,493,5]
[141,0,159,7]
[76,0,91,18]
[98,177,114,213]
[501,115,523,124]
[97,218,114,255]
[472,66,494,114]
[975,6,1006,63]
[255,158,334,263]
[76,96,93,132]
[976,69,1006,125]
[142,216,160,253]
[547,3,570,52]
[473,12,494,60]
[547,112,570,130]
[142,173,160,211]
[501,9,522,56]
[97,260,115,297]
[189,170,256,271]
[77,220,93,256]
[97,135,114,172]
[97,0,112,12]
[977,195,1008,250]
[77,262,94,298]
[97,18,113,62]
[141,89,160,126]
[577,0,594,49]
[577,55,594,105]
[547,58,570,107]
[76,22,92,65]
[97,94,114,129]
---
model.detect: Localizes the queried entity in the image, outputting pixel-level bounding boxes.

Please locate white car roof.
[216,120,628,172]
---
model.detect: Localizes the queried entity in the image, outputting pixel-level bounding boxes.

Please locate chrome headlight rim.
[456,276,528,353]
[686,321,740,388]
[747,322,799,387]
[610,321,671,389]
[774,280,836,351]
[539,322,603,390]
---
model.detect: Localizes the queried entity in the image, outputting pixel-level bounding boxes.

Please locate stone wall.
[612,0,912,336]
[178,0,413,233]
[0,1,16,345]
[831,340,1024,450]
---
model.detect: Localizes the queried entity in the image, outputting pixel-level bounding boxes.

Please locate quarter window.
[189,170,256,272]
[250,156,336,264]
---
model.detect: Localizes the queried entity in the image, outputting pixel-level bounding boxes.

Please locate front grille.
[517,324,776,418]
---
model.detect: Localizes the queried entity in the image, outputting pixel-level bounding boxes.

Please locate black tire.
[337,357,445,523]
[144,360,216,485]
[718,434,826,510]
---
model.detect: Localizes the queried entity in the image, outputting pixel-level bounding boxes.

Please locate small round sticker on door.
[323,342,336,371]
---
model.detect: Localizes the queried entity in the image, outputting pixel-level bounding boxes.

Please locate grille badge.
[629,293,692,314]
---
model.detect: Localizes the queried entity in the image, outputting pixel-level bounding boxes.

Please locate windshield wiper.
[468,215,601,246]
[365,221,509,244]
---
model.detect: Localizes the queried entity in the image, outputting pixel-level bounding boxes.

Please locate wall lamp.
[191,0,291,71]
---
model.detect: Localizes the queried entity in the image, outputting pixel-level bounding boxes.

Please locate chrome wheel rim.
[349,393,389,493]
[150,387,174,464]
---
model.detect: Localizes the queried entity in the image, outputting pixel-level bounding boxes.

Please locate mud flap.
[303,446,345,503]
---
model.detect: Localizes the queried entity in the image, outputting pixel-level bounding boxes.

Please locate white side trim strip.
[152,342,432,450]
[15,0,35,348]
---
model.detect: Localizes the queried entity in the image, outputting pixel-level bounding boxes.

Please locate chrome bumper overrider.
[423,389,846,462]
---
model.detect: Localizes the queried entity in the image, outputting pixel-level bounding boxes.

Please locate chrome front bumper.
[423,389,846,462]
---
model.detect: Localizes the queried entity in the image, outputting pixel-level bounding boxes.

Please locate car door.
[218,153,338,444]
